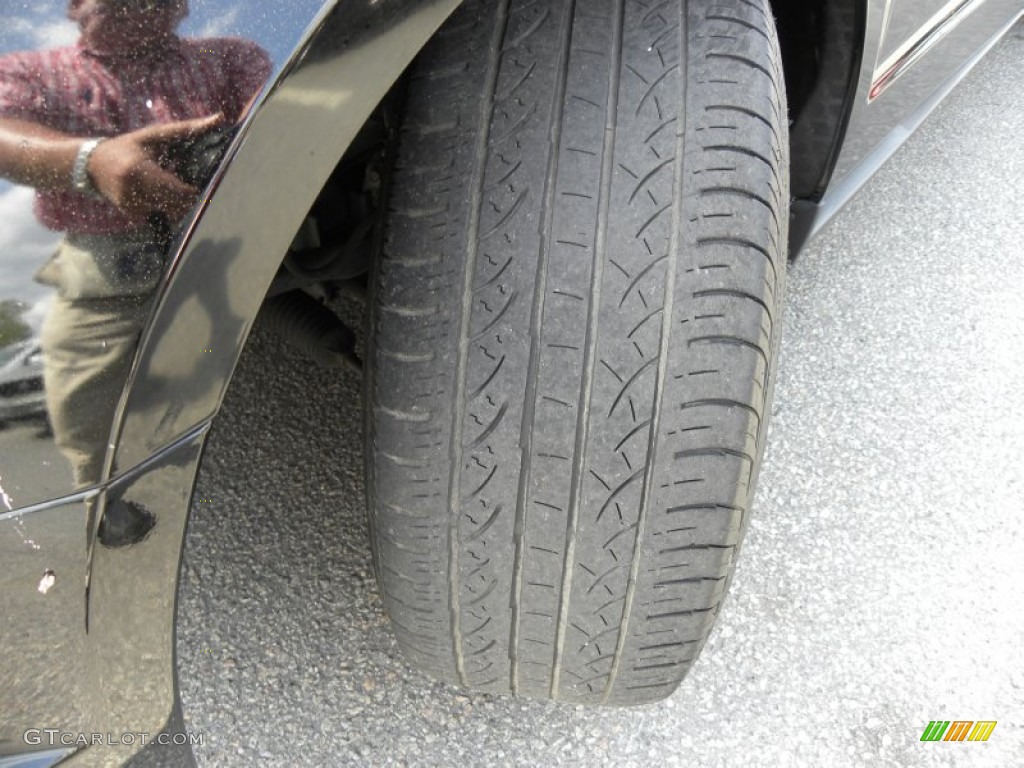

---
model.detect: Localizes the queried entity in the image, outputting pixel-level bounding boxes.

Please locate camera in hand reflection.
[167,124,239,190]
[150,124,239,248]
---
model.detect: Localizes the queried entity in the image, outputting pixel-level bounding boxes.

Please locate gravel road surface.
[177,25,1024,768]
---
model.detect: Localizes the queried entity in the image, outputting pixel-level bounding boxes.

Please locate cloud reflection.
[0,184,61,323]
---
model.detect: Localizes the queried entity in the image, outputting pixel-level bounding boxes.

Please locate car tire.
[366,0,787,705]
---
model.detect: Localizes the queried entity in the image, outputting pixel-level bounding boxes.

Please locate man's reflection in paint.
[0,1,270,507]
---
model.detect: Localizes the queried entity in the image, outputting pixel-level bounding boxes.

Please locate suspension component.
[260,291,360,371]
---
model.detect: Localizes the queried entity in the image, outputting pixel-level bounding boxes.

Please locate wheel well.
[272,0,867,310]
[769,0,866,201]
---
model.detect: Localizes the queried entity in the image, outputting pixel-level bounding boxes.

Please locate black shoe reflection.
[98,499,156,548]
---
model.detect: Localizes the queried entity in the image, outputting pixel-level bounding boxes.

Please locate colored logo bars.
[920,721,997,742]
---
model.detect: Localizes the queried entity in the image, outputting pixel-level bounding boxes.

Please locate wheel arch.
[768,0,866,239]
[110,0,461,474]
[112,0,867,469]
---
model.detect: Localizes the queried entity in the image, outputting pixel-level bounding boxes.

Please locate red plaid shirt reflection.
[0,36,271,234]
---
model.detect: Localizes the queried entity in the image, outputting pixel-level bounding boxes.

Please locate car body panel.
[0,427,204,767]
[790,0,1023,249]
[0,0,1020,763]
[0,0,459,764]
[0,0,326,512]
[840,0,1022,178]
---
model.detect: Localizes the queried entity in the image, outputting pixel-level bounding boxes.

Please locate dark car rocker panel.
[0,0,1021,764]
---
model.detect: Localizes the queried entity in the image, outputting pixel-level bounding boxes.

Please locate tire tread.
[367,0,788,705]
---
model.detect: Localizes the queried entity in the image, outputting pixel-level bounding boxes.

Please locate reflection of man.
[0,0,270,492]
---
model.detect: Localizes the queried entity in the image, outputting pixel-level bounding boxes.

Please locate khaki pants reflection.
[41,295,152,489]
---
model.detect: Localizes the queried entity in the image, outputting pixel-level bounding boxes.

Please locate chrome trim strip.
[870,0,989,100]
[0,489,95,524]
[875,0,897,73]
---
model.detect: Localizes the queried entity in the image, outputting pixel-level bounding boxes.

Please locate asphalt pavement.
[176,25,1024,768]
